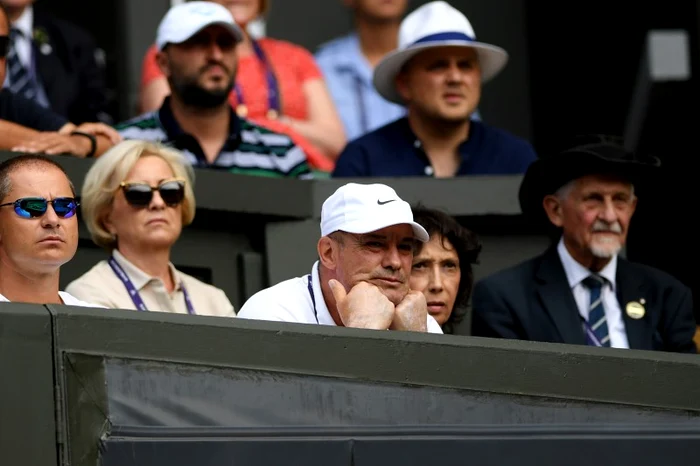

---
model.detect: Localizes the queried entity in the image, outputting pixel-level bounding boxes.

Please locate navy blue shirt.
[332,117,537,177]
[0,88,67,132]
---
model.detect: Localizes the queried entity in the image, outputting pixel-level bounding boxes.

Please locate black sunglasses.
[0,36,8,58]
[185,30,238,51]
[119,178,186,207]
[0,197,79,219]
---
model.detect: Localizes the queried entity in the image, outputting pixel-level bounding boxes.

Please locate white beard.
[590,235,622,258]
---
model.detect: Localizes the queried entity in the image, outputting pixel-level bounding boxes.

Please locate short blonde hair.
[81,140,196,250]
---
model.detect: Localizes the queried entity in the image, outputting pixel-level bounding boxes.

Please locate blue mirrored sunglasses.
[0,197,79,219]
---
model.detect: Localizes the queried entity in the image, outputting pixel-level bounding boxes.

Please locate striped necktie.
[582,275,611,347]
[6,28,41,102]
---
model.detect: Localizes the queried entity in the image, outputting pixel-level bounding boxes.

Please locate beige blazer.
[65,250,235,317]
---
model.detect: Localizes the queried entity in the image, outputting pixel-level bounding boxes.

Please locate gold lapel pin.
[626,301,646,319]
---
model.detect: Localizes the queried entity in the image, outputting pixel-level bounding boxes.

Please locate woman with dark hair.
[410,206,481,334]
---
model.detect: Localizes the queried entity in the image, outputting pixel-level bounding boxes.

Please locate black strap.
[307,274,319,324]
[70,131,97,158]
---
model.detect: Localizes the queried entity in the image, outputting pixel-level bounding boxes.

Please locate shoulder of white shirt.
[0,291,104,308]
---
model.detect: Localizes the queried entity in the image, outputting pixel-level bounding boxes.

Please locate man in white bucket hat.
[238,182,443,334]
[332,1,536,178]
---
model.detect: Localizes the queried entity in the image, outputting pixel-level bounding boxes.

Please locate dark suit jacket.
[471,246,697,353]
[31,10,109,124]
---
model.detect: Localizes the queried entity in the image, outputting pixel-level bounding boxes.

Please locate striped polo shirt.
[115,97,312,179]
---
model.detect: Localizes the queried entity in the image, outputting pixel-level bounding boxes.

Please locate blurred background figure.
[0,0,112,123]
[410,206,481,334]
[66,140,235,317]
[139,0,345,172]
[117,2,311,178]
[315,0,408,142]
[0,3,119,157]
[332,1,535,178]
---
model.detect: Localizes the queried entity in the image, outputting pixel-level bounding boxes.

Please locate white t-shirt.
[0,291,101,307]
[238,261,444,334]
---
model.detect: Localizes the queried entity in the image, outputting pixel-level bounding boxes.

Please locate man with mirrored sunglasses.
[0,154,97,306]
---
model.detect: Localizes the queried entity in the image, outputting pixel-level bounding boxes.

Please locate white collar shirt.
[556,238,629,348]
[238,261,443,333]
[0,290,100,307]
[11,5,33,68]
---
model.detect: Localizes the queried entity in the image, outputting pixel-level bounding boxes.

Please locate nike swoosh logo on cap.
[377,199,396,205]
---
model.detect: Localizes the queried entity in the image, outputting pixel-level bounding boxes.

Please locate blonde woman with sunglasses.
[66,140,235,316]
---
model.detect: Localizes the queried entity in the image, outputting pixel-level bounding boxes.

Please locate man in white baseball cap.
[155,1,244,51]
[114,1,312,179]
[333,1,536,178]
[238,182,443,333]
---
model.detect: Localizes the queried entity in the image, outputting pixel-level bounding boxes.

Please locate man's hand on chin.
[391,290,428,332]
[329,279,395,330]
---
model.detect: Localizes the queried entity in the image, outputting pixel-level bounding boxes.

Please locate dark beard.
[171,79,233,109]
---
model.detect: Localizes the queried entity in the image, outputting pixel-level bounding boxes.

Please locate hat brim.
[339,219,430,243]
[158,21,244,51]
[518,150,661,222]
[373,41,509,104]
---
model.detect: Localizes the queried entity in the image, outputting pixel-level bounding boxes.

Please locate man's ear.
[317,236,337,270]
[155,50,171,78]
[395,71,411,102]
[542,194,564,228]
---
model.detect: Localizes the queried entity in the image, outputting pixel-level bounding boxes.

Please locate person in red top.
[139,0,345,172]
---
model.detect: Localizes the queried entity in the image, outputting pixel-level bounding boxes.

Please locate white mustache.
[592,220,622,233]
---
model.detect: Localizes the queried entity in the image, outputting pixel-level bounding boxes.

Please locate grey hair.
[554,180,577,201]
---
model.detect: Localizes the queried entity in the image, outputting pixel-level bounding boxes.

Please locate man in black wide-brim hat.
[471,135,697,353]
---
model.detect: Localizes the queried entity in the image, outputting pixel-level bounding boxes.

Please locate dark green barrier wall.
[2,304,700,465]
[0,303,58,466]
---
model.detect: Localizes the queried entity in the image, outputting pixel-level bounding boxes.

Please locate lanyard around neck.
[307,274,320,324]
[108,256,196,315]
[235,39,281,120]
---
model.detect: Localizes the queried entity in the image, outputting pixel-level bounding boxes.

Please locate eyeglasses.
[119,178,186,207]
[0,36,8,58]
[184,30,238,51]
[0,197,79,219]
